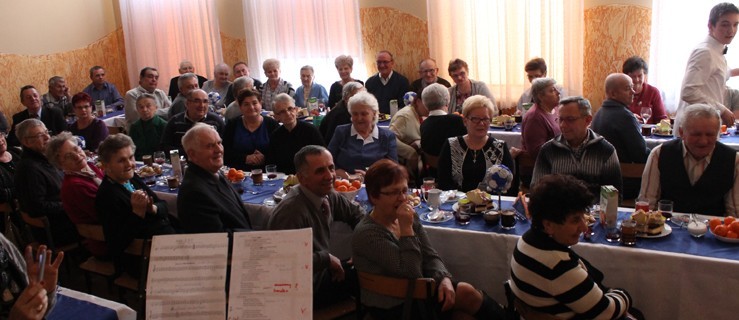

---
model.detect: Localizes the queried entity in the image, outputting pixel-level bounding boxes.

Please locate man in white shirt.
[679,2,739,129]
[124,67,172,126]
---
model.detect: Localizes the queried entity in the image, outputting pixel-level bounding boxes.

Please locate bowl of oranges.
[226,168,246,183]
[709,216,739,243]
[334,179,361,202]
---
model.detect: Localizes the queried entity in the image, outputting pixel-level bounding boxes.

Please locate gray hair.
[342,82,364,101]
[334,55,354,68]
[48,76,65,87]
[559,96,592,116]
[274,93,295,108]
[461,95,497,118]
[232,76,254,94]
[348,91,379,115]
[681,103,721,132]
[45,131,76,169]
[294,145,330,174]
[136,93,159,107]
[531,77,556,104]
[179,60,193,69]
[186,89,207,100]
[263,58,280,70]
[214,63,229,74]
[178,73,198,89]
[421,83,450,111]
[15,118,45,141]
[98,134,136,164]
[300,65,314,75]
[181,122,217,157]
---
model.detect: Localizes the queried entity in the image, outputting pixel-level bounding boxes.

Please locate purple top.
[69,118,109,152]
[521,104,560,158]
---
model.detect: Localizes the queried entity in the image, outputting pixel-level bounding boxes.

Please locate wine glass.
[153,151,166,165]
[640,107,652,124]
[265,164,277,186]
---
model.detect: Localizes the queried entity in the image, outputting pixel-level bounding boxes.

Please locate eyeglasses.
[556,116,583,124]
[274,106,296,116]
[376,60,393,65]
[25,130,50,140]
[419,68,437,74]
[379,188,409,198]
[467,117,491,124]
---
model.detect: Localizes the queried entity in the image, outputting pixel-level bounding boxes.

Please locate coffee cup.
[501,209,516,229]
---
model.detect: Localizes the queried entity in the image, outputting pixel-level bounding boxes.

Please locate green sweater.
[129,115,167,160]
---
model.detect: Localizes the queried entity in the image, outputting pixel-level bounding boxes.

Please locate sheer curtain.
[119,0,223,93]
[242,0,366,89]
[427,0,583,109]
[650,0,739,113]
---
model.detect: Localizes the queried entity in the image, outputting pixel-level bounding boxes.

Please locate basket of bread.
[631,209,666,235]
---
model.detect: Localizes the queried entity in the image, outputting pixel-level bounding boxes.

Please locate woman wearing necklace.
[223,89,279,170]
[294,65,329,109]
[438,95,514,192]
[447,59,495,113]
[352,160,505,319]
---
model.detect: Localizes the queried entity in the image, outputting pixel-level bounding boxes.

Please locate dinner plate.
[652,132,674,138]
[637,224,672,238]
[419,210,453,224]
[442,190,465,203]
[490,124,505,129]
[710,229,739,243]
[451,201,498,214]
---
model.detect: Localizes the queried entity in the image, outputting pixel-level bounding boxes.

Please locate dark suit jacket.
[409,77,452,93]
[8,107,66,147]
[178,163,252,233]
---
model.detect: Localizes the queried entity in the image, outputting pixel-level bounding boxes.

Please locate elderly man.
[14,119,78,246]
[201,63,232,110]
[410,58,451,93]
[41,76,73,115]
[224,61,263,106]
[319,82,365,144]
[267,145,364,308]
[82,66,124,111]
[679,2,739,129]
[639,103,739,216]
[167,60,208,99]
[532,96,622,199]
[167,73,200,119]
[160,89,224,155]
[267,94,325,174]
[179,123,253,233]
[8,85,66,147]
[516,58,566,114]
[592,73,650,199]
[419,83,466,157]
[365,50,410,114]
[124,67,172,125]
[223,76,256,120]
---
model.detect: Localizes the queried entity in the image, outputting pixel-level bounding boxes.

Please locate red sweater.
[61,164,108,258]
[628,83,667,124]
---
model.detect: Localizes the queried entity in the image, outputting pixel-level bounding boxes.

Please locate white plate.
[419,210,453,223]
[710,228,739,243]
[451,201,498,213]
[442,190,465,203]
[637,224,672,238]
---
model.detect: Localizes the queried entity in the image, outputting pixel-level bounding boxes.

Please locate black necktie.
[724,46,728,55]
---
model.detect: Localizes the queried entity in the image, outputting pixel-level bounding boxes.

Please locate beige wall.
[0,0,119,55]
[216,0,246,39]
[360,0,427,20]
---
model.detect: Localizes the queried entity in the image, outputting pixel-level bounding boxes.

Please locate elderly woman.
[327,55,364,109]
[129,94,167,160]
[95,134,177,276]
[447,59,495,113]
[294,65,329,109]
[47,132,107,258]
[224,76,256,120]
[68,92,109,152]
[0,132,20,206]
[267,94,325,174]
[260,58,295,111]
[510,174,641,320]
[520,77,561,159]
[328,91,397,178]
[223,89,280,171]
[388,91,428,181]
[352,159,504,319]
[438,95,514,191]
[623,56,667,124]
[320,82,365,144]
[201,63,232,110]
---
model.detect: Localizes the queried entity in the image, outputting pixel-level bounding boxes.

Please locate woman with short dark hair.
[622,56,667,124]
[68,92,109,151]
[447,58,495,113]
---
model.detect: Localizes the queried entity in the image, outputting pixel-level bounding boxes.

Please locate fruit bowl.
[334,178,361,202]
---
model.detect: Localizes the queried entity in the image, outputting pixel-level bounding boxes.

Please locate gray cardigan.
[448,79,495,112]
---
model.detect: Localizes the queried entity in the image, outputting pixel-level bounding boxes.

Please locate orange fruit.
[709,218,722,231]
[714,225,729,237]
[347,186,357,191]
[337,185,348,192]
[724,216,735,226]
[729,221,739,234]
[351,180,361,189]
[341,180,352,187]
[727,231,739,239]
[334,180,342,188]
[721,125,728,133]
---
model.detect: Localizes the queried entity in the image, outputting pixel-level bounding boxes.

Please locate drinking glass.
[153,151,166,165]
[421,177,436,202]
[640,107,652,124]
[658,199,674,222]
[635,197,650,212]
[265,164,278,186]
[426,189,442,212]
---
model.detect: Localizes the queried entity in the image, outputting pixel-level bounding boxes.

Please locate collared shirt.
[82,82,124,109]
[350,124,379,145]
[639,142,739,216]
[379,71,394,85]
[680,35,729,111]
[41,93,70,114]
[428,109,448,116]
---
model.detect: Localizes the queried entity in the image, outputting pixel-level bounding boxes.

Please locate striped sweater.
[531,129,622,198]
[510,228,631,319]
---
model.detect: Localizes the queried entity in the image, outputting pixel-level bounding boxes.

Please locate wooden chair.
[620,162,646,208]
[356,271,437,320]
[516,152,537,193]
[114,238,151,316]
[75,224,115,294]
[20,212,79,275]
[108,126,125,134]
[504,281,564,320]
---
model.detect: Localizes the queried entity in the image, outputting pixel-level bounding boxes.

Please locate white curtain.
[242,0,366,89]
[650,0,739,113]
[427,0,583,109]
[119,0,223,94]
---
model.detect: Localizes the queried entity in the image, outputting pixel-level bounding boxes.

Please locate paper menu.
[146,233,229,319]
[227,228,313,320]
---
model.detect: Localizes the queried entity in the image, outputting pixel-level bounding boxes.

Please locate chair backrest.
[357,271,436,300]
[422,151,439,170]
[620,162,645,179]
[20,211,56,249]
[504,281,564,320]
[75,224,106,242]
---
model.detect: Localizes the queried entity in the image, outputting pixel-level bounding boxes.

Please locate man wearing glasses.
[8,85,66,147]
[365,50,410,114]
[532,96,622,199]
[267,93,325,174]
[160,89,225,156]
[410,58,451,94]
